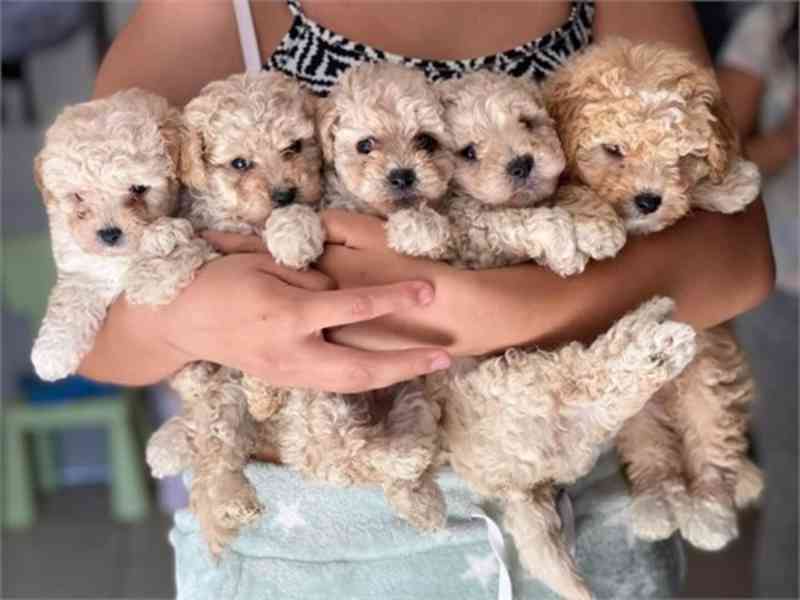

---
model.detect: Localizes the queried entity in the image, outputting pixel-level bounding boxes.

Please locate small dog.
[31,89,210,382]
[379,69,696,600]
[545,38,763,552]
[146,70,444,555]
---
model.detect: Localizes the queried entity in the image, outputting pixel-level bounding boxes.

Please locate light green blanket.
[170,454,684,599]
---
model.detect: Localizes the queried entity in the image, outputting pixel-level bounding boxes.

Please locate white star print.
[461,552,499,592]
[272,500,307,533]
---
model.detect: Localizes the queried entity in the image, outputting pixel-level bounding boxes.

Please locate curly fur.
[31,89,193,381]
[546,38,763,553]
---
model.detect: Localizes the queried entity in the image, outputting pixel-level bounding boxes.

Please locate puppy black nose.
[506,154,534,180]
[387,168,417,191]
[271,187,298,207]
[634,192,662,214]
[97,227,123,246]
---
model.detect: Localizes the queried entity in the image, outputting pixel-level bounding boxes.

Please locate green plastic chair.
[1,234,150,528]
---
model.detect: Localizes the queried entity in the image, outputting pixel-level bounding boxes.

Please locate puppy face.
[34,89,181,256]
[439,71,565,208]
[318,63,454,216]
[181,72,322,227]
[545,39,738,234]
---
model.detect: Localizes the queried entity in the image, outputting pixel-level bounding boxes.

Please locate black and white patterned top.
[265,0,595,96]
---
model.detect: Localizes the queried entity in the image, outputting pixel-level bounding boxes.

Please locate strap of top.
[232,0,262,73]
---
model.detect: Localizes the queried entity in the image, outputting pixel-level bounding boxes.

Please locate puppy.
[388,70,696,600]
[308,62,459,529]
[546,38,763,552]
[146,71,444,556]
[31,89,209,382]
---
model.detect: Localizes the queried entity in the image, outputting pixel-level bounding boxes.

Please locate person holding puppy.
[83,1,774,598]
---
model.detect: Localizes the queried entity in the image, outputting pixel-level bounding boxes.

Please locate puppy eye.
[414,133,439,153]
[231,157,253,170]
[603,144,623,158]
[356,137,375,155]
[282,139,303,158]
[459,144,478,162]
[129,184,149,195]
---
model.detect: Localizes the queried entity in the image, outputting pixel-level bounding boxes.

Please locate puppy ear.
[178,124,207,190]
[32,152,57,208]
[159,107,183,178]
[705,97,740,184]
[315,95,338,163]
[542,68,585,171]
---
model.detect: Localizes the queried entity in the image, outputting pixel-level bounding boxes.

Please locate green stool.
[2,234,150,528]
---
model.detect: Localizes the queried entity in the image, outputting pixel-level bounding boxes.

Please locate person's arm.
[318,1,775,356]
[78,2,451,390]
[717,67,798,176]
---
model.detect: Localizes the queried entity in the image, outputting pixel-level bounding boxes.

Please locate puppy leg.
[126,217,215,306]
[671,327,756,551]
[556,184,627,261]
[506,485,591,600]
[146,416,195,478]
[32,281,110,381]
[263,204,325,269]
[386,206,454,260]
[189,376,262,556]
[616,395,685,541]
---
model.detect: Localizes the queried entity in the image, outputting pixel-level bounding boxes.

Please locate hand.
[317,209,474,353]
[190,232,451,392]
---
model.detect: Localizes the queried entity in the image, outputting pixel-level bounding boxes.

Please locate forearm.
[745,133,798,176]
[458,202,774,355]
[77,298,189,386]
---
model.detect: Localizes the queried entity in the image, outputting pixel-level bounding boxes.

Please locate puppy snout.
[506,154,534,181]
[271,186,298,207]
[97,226,123,246]
[387,168,417,191]
[634,192,662,215]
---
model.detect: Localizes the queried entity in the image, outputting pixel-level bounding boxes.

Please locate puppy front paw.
[31,336,80,381]
[630,492,678,541]
[264,204,325,270]
[529,207,587,276]
[676,497,738,551]
[574,215,626,261]
[386,207,451,259]
[139,217,195,257]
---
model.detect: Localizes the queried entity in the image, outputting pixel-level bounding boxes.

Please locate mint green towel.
[170,454,684,599]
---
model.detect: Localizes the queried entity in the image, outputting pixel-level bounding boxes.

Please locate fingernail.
[416,284,434,306]
[429,353,451,371]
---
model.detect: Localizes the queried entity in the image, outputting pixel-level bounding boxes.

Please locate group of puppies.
[32,38,763,599]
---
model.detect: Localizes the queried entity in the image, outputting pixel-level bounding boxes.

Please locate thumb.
[321,208,388,250]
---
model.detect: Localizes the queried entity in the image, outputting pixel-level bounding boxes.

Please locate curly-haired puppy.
[381,70,696,600]
[31,89,210,382]
[546,38,763,552]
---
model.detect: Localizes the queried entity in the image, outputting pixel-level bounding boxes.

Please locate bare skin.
[83,0,774,385]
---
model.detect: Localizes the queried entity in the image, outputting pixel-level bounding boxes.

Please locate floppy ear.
[32,153,57,209]
[705,97,740,184]
[159,107,183,178]
[178,124,207,191]
[315,95,339,164]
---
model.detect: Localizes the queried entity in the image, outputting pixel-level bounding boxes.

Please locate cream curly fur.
[380,69,695,600]
[30,89,205,382]
[546,38,763,553]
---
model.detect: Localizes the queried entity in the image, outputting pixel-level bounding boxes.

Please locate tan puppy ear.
[179,125,207,190]
[315,95,338,163]
[159,107,183,178]
[32,153,57,208]
[705,97,740,183]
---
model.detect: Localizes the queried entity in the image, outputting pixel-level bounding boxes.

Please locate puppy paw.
[31,338,80,381]
[386,207,451,259]
[694,158,761,214]
[527,207,587,276]
[630,493,678,541]
[385,475,447,531]
[146,419,193,478]
[264,204,325,269]
[213,485,263,529]
[676,497,738,551]
[735,458,765,508]
[574,215,626,261]
[139,217,195,257]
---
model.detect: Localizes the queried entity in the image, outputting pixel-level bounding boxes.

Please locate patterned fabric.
[171,456,685,600]
[265,0,594,95]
